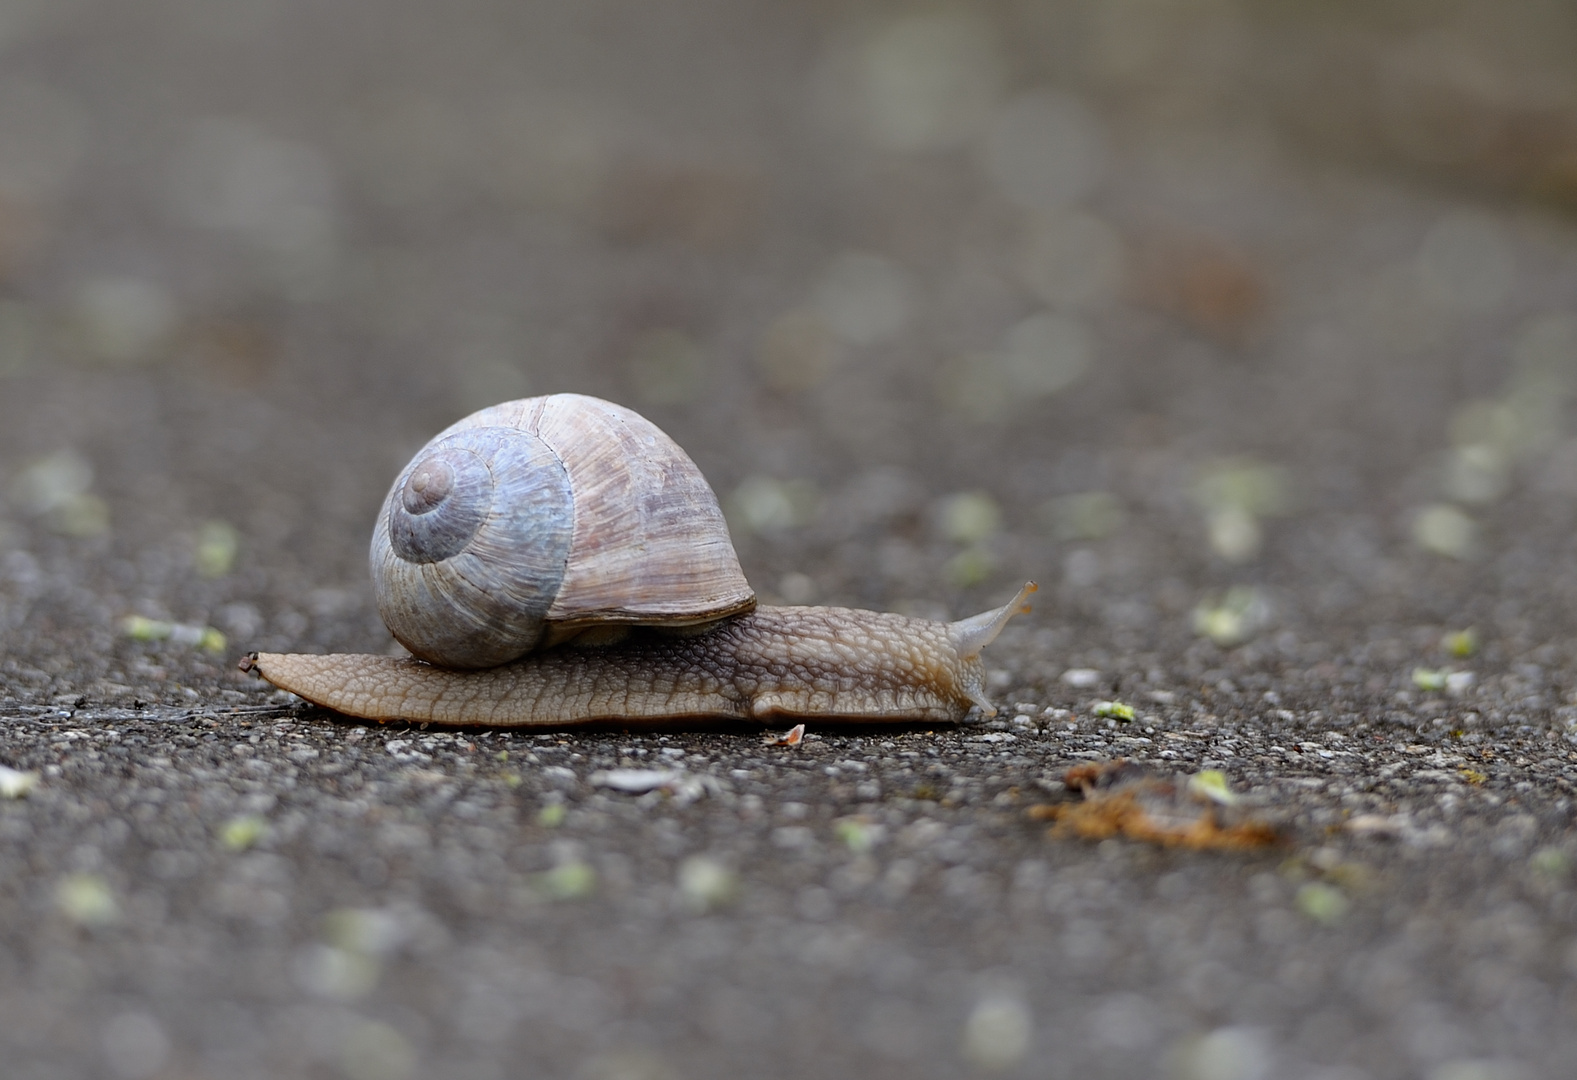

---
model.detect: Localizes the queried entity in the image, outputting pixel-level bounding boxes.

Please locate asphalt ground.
[3,3,1577,1078]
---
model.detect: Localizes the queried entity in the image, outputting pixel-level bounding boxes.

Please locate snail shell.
[372,394,755,669]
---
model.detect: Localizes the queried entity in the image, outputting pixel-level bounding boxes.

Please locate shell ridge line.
[523,434,576,604]
[523,396,548,433]
[441,549,529,641]
[479,432,573,601]
[424,560,508,653]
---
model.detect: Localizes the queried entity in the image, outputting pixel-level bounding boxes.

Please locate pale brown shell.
[371,394,755,668]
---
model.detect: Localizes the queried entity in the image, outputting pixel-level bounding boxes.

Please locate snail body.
[246,587,1034,727]
[245,394,1035,727]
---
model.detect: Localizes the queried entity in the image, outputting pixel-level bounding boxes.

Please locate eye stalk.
[947,581,1038,662]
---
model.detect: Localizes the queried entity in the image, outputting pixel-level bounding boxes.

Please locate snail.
[241,393,1036,727]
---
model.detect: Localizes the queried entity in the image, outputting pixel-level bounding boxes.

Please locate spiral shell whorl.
[387,445,492,563]
[373,426,574,668]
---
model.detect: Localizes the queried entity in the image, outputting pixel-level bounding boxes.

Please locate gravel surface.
[3,3,1577,1079]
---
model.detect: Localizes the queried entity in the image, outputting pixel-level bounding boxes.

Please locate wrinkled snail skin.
[244,583,1036,728]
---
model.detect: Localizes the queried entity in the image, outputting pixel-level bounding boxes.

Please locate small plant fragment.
[1296,882,1349,924]
[1191,457,1291,562]
[195,520,239,578]
[1191,585,1270,646]
[766,723,806,746]
[0,764,39,799]
[56,874,119,926]
[677,856,738,912]
[219,815,267,851]
[1029,760,1280,851]
[1412,503,1477,558]
[122,615,227,653]
[537,860,596,900]
[1187,770,1238,805]
[1530,847,1570,878]
[834,817,884,854]
[1092,700,1135,721]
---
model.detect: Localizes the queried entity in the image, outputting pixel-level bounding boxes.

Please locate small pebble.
[537,861,596,900]
[590,768,681,793]
[218,815,266,851]
[961,993,1032,1071]
[56,874,119,926]
[0,763,39,798]
[1295,882,1349,924]
[677,856,738,912]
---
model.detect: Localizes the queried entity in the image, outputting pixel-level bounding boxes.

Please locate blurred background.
[3,0,1577,701]
[7,4,1577,1080]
